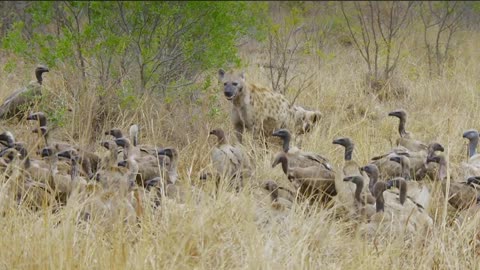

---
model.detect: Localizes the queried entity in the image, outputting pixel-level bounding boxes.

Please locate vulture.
[427,154,478,210]
[388,109,428,152]
[27,112,77,166]
[332,137,371,199]
[157,147,179,185]
[96,140,135,196]
[371,142,444,181]
[359,180,433,239]
[6,142,56,184]
[114,137,170,187]
[0,146,54,210]
[40,147,88,204]
[0,66,49,120]
[105,125,160,160]
[143,147,182,205]
[385,177,433,231]
[360,164,380,194]
[0,131,16,149]
[209,128,249,192]
[343,175,375,205]
[388,154,431,209]
[343,175,376,221]
[460,129,480,180]
[261,180,295,211]
[332,137,365,178]
[272,152,336,204]
[272,128,333,171]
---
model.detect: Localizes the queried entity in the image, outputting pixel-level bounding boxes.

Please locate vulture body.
[388,109,428,152]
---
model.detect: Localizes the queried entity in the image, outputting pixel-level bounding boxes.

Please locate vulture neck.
[353,178,364,204]
[400,159,411,180]
[398,117,407,137]
[36,70,44,85]
[344,144,354,161]
[279,155,289,175]
[167,156,178,184]
[368,171,378,194]
[18,148,31,169]
[468,137,478,158]
[270,188,279,202]
[108,146,119,168]
[437,156,448,181]
[376,191,385,212]
[127,158,140,186]
[281,134,291,153]
[46,155,58,175]
[70,157,79,181]
[123,142,133,160]
[397,180,407,205]
[42,127,50,147]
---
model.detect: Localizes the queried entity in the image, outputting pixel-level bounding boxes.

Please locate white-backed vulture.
[388,109,428,152]
[0,131,16,149]
[388,154,431,209]
[359,180,432,240]
[360,164,380,194]
[157,147,179,185]
[0,66,49,120]
[369,148,405,180]
[27,112,70,150]
[261,180,295,211]
[272,128,333,171]
[0,147,55,211]
[343,175,375,205]
[209,128,249,192]
[27,113,100,179]
[332,137,371,198]
[7,142,56,185]
[343,175,376,221]
[106,125,160,159]
[424,142,445,180]
[332,137,365,178]
[426,154,478,210]
[272,152,336,204]
[95,140,134,195]
[114,137,170,187]
[385,177,433,231]
[41,147,88,204]
[460,129,480,180]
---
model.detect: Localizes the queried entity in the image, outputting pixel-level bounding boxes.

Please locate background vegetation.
[0,1,479,269]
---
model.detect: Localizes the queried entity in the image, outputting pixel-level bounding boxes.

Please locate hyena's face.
[218,69,245,101]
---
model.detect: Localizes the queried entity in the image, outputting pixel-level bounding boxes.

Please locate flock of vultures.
[0,66,479,240]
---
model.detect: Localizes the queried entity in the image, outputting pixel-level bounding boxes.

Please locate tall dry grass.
[0,25,479,269]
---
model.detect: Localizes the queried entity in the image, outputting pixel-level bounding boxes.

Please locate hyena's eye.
[232,82,238,86]
[224,82,228,86]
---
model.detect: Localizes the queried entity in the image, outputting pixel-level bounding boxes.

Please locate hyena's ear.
[240,71,245,80]
[218,69,225,81]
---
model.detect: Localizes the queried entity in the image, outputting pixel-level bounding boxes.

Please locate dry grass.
[0,26,480,270]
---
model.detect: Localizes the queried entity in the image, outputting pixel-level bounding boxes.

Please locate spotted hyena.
[218,69,321,144]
